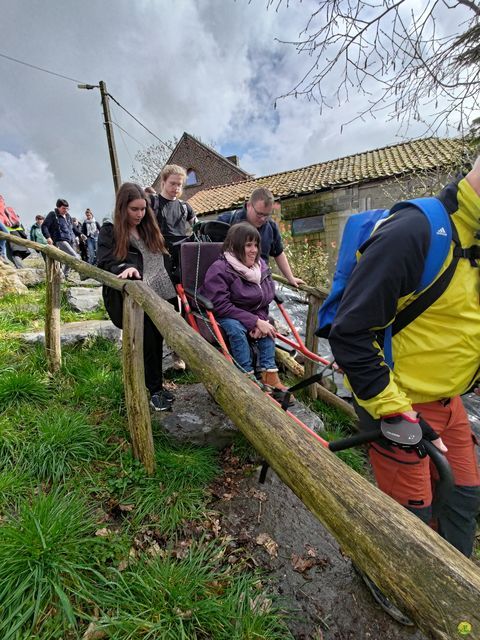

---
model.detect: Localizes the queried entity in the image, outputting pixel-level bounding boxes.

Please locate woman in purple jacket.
[200,222,288,392]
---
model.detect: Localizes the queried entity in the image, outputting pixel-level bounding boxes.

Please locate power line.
[107,92,174,150]
[1,48,174,151]
[0,51,86,84]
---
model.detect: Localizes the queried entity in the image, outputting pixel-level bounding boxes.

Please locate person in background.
[97,182,177,412]
[82,208,100,265]
[0,196,11,265]
[29,214,47,262]
[42,199,80,277]
[150,166,197,371]
[30,214,47,244]
[218,187,305,288]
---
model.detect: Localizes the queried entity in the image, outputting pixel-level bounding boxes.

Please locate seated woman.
[97,182,177,412]
[200,222,289,394]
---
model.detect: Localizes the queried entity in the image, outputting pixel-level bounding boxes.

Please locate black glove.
[417,415,439,442]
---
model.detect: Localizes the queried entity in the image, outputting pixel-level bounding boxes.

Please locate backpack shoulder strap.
[390,197,452,292]
[390,197,457,338]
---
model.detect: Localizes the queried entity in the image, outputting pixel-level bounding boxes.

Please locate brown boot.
[261,370,288,392]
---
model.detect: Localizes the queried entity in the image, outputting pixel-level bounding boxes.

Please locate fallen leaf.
[82,622,107,639]
[118,503,134,512]
[291,553,317,573]
[95,527,110,537]
[255,533,278,557]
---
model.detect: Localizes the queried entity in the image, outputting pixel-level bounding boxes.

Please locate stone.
[15,267,45,287]
[66,287,103,312]
[0,261,28,297]
[23,252,46,268]
[21,319,121,346]
[157,384,238,449]
[155,382,324,449]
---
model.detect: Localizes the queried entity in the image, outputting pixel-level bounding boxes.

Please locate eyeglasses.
[250,203,273,219]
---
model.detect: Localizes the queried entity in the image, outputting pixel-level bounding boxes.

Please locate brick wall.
[152,137,250,198]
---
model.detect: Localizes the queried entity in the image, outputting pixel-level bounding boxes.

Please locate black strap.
[392,219,464,337]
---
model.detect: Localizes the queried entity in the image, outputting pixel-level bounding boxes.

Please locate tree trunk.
[122,293,155,475]
[127,280,480,640]
[45,257,62,373]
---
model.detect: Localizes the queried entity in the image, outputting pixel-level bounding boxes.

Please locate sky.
[0,0,473,228]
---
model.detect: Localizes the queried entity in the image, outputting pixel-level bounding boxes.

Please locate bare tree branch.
[273,0,480,134]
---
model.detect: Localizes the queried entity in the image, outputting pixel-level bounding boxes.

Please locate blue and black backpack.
[316,197,467,367]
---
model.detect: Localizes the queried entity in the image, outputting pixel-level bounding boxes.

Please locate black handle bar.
[328,430,454,517]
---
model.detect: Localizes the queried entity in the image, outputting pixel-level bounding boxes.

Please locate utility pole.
[78,81,122,194]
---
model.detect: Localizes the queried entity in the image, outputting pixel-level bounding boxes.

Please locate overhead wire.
[0,51,86,84]
[0,49,173,150]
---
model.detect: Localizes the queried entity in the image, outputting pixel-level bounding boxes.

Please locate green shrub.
[281,230,330,288]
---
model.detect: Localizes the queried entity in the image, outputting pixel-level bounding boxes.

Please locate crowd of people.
[0,195,101,271]
[2,158,480,627]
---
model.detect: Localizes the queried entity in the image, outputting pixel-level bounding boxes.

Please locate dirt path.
[211,450,427,640]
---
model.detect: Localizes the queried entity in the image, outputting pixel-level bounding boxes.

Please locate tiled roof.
[187,137,465,215]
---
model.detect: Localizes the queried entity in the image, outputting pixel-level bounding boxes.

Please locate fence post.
[45,256,62,373]
[122,293,155,474]
[304,294,321,399]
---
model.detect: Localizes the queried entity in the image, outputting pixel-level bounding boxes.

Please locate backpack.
[316,197,462,366]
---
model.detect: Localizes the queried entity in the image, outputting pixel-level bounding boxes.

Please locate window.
[186,169,198,186]
[291,215,325,236]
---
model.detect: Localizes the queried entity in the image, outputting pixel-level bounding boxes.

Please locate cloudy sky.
[0,0,469,228]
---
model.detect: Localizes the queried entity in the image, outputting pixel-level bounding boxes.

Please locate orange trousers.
[369,396,480,507]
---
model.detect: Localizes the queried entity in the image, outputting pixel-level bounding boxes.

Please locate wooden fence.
[2,232,480,638]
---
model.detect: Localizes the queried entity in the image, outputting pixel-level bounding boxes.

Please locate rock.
[156,382,324,450]
[15,267,45,287]
[21,319,121,345]
[23,252,46,268]
[66,287,103,312]
[0,261,28,297]
[157,384,238,449]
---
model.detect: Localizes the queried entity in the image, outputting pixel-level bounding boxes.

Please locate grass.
[94,542,293,639]
[22,410,101,481]
[0,288,316,638]
[0,489,103,639]
[0,369,50,411]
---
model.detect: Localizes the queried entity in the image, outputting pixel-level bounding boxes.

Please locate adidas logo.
[436,227,448,236]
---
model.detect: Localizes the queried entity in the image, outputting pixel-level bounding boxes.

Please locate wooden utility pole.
[99,80,121,193]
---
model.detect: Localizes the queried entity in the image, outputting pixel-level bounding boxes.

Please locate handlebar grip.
[422,440,455,518]
[328,429,382,452]
[329,433,454,518]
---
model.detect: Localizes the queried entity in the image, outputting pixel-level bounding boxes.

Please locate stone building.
[186,137,467,271]
[152,132,252,198]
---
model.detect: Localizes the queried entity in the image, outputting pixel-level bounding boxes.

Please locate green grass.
[104,445,219,531]
[94,542,294,639]
[0,291,302,638]
[22,410,101,481]
[0,489,103,639]
[0,369,50,411]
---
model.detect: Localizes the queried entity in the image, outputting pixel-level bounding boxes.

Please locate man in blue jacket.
[42,199,80,277]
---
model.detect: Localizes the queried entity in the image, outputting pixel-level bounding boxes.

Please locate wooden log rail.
[3,233,480,637]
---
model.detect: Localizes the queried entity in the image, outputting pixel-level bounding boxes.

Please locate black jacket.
[97,222,143,328]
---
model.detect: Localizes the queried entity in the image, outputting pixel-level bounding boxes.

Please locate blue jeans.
[0,221,9,258]
[86,236,97,264]
[218,317,276,372]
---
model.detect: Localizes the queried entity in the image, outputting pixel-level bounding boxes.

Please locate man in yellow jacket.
[329,156,480,622]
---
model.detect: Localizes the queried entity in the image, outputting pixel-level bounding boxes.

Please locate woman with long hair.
[97,182,177,411]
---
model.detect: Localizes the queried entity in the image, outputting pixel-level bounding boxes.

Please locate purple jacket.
[200,255,275,331]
